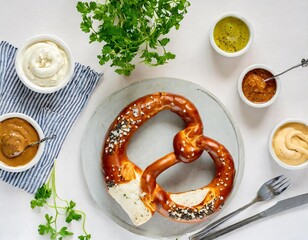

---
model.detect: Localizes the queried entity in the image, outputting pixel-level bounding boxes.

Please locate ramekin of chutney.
[0,113,45,172]
[210,12,254,57]
[238,64,281,108]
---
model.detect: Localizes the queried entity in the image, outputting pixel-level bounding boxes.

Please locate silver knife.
[198,193,308,240]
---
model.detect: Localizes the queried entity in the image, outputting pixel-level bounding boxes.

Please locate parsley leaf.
[38,214,56,236]
[30,184,52,208]
[58,227,73,238]
[78,234,92,240]
[66,201,82,223]
[76,0,190,75]
[31,164,91,239]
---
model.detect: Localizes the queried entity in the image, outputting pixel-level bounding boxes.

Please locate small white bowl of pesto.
[15,34,74,94]
[210,12,254,57]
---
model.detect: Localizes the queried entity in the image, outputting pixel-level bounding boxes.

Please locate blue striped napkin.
[0,41,102,193]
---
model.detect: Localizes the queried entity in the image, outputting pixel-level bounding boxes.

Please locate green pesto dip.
[213,16,250,53]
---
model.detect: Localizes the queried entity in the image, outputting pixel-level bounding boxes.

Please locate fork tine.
[266,175,285,185]
[274,182,291,195]
[275,179,291,190]
[273,179,291,194]
[273,177,290,187]
[271,176,288,188]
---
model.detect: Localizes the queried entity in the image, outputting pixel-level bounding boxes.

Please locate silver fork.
[189,175,291,240]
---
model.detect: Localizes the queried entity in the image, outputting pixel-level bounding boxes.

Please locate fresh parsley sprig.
[76,0,190,76]
[31,164,91,240]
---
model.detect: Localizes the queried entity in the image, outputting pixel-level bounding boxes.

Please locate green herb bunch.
[77,0,190,76]
[31,165,91,240]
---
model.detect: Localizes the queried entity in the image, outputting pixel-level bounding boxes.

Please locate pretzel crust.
[102,92,235,225]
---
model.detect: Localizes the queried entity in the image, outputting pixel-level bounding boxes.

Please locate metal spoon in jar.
[2,134,56,158]
[264,58,308,82]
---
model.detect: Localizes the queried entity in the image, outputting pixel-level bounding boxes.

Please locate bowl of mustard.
[269,119,308,170]
[210,12,253,57]
[0,113,45,172]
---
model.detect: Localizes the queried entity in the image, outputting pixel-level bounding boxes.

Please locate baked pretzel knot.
[102,92,235,226]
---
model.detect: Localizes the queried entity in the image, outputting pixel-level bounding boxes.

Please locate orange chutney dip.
[242,68,277,103]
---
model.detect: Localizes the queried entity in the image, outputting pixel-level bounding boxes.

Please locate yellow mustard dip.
[214,16,250,53]
[272,122,308,166]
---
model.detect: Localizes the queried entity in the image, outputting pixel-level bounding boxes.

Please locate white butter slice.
[108,176,152,226]
[170,188,209,207]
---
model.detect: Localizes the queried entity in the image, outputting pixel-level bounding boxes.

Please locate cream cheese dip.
[21,41,69,87]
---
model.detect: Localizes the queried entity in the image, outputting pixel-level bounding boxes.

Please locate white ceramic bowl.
[0,113,45,172]
[238,64,281,108]
[269,118,308,170]
[210,12,254,57]
[15,34,74,94]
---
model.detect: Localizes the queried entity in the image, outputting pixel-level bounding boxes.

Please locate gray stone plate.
[81,78,244,239]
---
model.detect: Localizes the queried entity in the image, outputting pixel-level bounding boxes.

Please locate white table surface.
[1,0,308,239]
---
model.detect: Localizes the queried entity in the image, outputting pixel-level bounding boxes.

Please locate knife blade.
[200,193,308,240]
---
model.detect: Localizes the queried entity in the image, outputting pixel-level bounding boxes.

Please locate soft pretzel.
[102,92,235,226]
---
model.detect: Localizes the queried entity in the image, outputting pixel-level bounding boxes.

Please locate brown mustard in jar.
[0,117,39,167]
[242,68,277,103]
